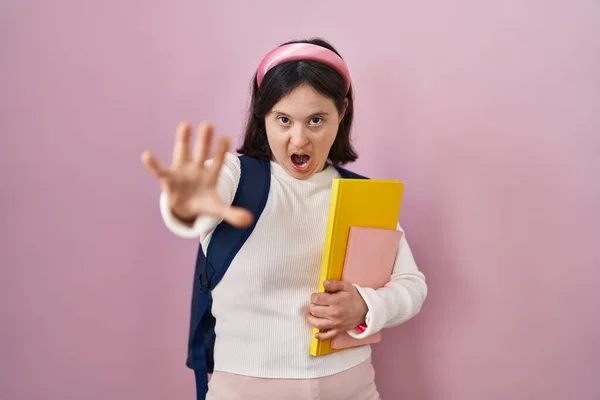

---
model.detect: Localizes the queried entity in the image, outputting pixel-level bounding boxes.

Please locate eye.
[309,116,323,126]
[277,116,291,125]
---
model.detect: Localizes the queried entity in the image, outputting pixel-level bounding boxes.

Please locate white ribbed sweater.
[160,153,428,379]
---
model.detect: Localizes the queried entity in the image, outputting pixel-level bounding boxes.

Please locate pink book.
[330,226,403,350]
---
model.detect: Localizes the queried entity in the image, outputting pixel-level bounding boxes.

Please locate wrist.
[171,207,198,225]
[351,285,369,332]
[356,295,368,325]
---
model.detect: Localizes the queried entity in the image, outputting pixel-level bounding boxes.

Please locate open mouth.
[291,154,311,171]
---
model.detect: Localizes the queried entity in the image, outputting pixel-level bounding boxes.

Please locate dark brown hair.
[237,38,358,165]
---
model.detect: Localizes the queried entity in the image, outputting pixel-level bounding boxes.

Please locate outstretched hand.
[306,280,368,340]
[141,121,253,228]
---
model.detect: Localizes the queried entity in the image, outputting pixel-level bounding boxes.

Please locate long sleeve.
[348,225,428,339]
[158,152,242,239]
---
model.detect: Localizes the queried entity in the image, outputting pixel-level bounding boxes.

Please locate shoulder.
[223,152,242,171]
[223,154,272,192]
[215,152,243,188]
[334,164,369,179]
[203,151,242,173]
[237,154,270,172]
[203,153,243,204]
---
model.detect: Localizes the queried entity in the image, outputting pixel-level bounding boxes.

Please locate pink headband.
[256,43,351,93]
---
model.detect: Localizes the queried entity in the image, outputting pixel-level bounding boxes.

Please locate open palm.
[141,121,253,228]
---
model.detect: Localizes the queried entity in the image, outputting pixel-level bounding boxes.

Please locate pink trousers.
[206,359,381,400]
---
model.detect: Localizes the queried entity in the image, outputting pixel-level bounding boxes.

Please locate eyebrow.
[271,110,330,117]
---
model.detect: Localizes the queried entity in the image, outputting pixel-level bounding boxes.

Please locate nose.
[290,125,309,148]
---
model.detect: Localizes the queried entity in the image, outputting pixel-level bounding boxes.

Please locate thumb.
[323,280,352,293]
[141,151,168,179]
[222,206,254,228]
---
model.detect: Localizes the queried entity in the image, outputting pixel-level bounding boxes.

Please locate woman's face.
[264,84,347,180]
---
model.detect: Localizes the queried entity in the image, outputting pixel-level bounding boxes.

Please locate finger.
[315,329,340,341]
[305,313,335,331]
[172,121,192,167]
[141,151,169,179]
[193,121,213,167]
[309,304,331,319]
[221,206,254,228]
[311,292,340,306]
[310,293,331,306]
[323,280,352,293]
[207,136,230,185]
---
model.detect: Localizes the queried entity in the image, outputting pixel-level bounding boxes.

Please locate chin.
[288,167,315,180]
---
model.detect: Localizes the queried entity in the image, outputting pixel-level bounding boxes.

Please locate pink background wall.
[1,1,599,399]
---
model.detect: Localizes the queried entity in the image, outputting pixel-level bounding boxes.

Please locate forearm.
[354,272,427,333]
[382,272,428,327]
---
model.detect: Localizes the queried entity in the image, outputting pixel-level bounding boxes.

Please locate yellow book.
[309,178,404,357]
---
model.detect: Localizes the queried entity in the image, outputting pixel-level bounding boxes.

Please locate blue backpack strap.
[334,164,368,180]
[187,155,271,400]
[204,155,271,289]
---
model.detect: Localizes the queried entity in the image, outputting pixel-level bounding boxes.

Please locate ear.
[338,98,349,124]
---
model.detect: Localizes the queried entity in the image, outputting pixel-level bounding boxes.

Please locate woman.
[141,38,428,400]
